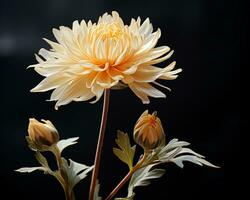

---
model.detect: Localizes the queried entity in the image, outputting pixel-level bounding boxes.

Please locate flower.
[29,11,182,109]
[133,110,165,150]
[28,118,59,147]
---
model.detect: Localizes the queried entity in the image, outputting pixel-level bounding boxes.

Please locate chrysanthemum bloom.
[30,11,182,109]
[134,110,165,150]
[28,118,59,147]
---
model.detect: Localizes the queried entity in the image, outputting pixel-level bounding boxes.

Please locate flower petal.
[139,18,153,36]
[131,66,163,82]
[107,67,124,80]
[31,74,71,92]
[129,83,150,104]
[129,82,166,103]
[134,29,161,56]
[54,78,87,109]
[90,84,104,103]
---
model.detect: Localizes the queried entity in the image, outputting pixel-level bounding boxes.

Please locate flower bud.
[133,110,165,151]
[28,118,59,147]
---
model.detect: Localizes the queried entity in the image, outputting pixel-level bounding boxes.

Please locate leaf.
[57,137,79,153]
[15,167,46,173]
[157,147,182,162]
[16,152,52,174]
[94,180,102,200]
[113,130,136,170]
[157,138,219,168]
[160,138,190,154]
[171,155,219,168]
[35,152,50,168]
[127,164,165,197]
[68,159,94,187]
[116,138,219,200]
[61,158,94,188]
[176,147,205,158]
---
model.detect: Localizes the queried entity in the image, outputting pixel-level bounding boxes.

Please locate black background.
[0,0,241,199]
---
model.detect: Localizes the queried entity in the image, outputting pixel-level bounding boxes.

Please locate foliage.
[113,131,136,170]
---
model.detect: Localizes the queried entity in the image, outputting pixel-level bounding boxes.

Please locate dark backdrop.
[0,0,241,199]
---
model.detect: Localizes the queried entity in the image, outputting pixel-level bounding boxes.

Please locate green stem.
[65,188,75,200]
[105,153,147,200]
[89,89,110,200]
[53,146,75,200]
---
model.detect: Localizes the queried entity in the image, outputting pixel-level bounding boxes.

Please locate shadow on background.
[0,0,241,199]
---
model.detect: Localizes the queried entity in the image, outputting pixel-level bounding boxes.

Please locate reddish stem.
[89,89,110,200]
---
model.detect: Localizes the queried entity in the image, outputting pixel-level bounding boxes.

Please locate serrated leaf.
[57,137,79,153]
[15,166,47,173]
[157,147,182,162]
[113,131,136,170]
[69,159,94,187]
[176,147,205,158]
[16,152,52,174]
[157,138,219,168]
[117,138,219,200]
[61,158,93,188]
[171,155,219,168]
[160,138,190,154]
[94,180,102,200]
[127,164,165,197]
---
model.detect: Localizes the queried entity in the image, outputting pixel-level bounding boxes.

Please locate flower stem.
[53,146,75,200]
[89,89,110,200]
[105,171,132,200]
[105,153,147,200]
[65,189,75,200]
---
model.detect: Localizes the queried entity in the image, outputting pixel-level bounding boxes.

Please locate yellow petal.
[31,74,71,92]
[129,83,150,104]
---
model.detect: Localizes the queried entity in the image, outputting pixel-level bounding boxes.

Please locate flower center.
[94,22,123,40]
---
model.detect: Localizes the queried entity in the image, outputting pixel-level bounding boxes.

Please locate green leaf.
[57,137,79,153]
[113,130,136,170]
[127,164,165,197]
[61,158,94,188]
[116,138,219,200]
[171,155,219,168]
[157,139,220,168]
[16,152,52,174]
[15,167,46,173]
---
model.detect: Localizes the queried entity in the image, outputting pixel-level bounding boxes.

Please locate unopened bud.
[134,110,165,151]
[28,118,59,147]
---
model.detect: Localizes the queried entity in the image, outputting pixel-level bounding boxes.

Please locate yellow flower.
[28,118,59,147]
[134,110,165,150]
[30,11,182,109]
